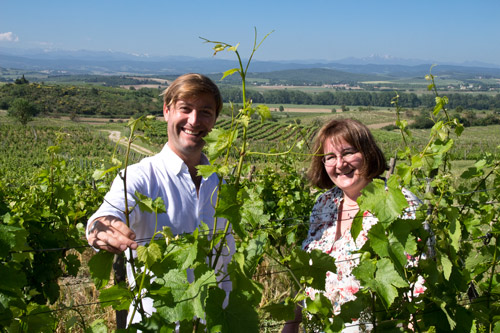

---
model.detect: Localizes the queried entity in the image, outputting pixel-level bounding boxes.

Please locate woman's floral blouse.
[302,186,424,315]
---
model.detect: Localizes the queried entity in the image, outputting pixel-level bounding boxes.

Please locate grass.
[54,249,116,332]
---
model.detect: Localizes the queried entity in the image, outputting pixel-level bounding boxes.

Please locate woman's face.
[323,137,370,197]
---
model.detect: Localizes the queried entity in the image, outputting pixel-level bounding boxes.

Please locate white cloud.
[0,32,19,42]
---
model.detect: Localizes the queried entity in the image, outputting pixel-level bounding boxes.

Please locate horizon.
[1,0,500,66]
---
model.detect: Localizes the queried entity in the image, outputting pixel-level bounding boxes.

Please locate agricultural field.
[2,97,500,331]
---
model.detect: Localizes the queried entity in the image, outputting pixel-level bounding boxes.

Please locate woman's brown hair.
[307,118,387,189]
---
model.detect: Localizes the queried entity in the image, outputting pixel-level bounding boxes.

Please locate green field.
[2,107,500,331]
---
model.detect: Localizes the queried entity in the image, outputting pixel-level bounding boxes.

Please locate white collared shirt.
[87,143,233,320]
[89,143,227,240]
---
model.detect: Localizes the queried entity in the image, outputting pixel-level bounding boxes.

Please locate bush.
[7,98,38,125]
[382,124,399,131]
[0,100,9,110]
[410,111,435,129]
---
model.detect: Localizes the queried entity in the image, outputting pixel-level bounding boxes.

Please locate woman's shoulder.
[311,187,342,212]
[316,186,342,200]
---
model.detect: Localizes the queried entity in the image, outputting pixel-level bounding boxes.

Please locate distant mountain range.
[1,47,500,79]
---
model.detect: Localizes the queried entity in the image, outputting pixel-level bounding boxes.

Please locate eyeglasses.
[322,150,359,167]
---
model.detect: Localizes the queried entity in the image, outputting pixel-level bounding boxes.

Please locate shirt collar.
[161,143,210,177]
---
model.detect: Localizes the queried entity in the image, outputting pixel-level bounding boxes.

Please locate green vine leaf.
[356,178,408,239]
[162,237,199,271]
[240,187,270,231]
[0,224,30,256]
[242,231,267,276]
[206,288,260,333]
[203,127,235,162]
[214,184,243,238]
[197,164,218,179]
[366,223,407,269]
[431,296,456,330]
[98,282,133,311]
[287,248,337,290]
[88,250,114,289]
[137,243,162,268]
[440,254,453,281]
[354,258,408,308]
[261,297,296,321]
[92,163,121,180]
[350,213,364,242]
[135,192,166,215]
[444,207,461,253]
[256,104,271,122]
[305,292,334,317]
[221,68,240,80]
[87,319,110,332]
[155,268,217,322]
[228,252,264,306]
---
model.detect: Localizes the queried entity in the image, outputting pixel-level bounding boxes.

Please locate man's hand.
[87,216,138,254]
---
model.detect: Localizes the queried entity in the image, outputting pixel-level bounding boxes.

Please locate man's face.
[163,93,217,164]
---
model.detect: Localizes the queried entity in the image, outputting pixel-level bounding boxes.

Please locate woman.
[283,119,421,332]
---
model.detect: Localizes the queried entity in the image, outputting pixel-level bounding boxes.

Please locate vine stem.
[487,235,498,332]
[207,30,273,266]
[120,119,149,321]
[391,94,409,150]
[127,211,163,327]
[371,292,377,332]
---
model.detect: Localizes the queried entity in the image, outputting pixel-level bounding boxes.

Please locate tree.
[8,98,38,125]
[279,105,284,112]
[14,75,29,85]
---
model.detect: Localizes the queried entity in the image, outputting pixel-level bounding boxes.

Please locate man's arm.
[87,215,138,254]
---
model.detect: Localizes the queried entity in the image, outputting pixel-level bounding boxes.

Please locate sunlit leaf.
[137,243,162,268]
[221,68,239,81]
[256,104,271,122]
[203,127,234,161]
[228,43,240,52]
[441,254,453,281]
[358,178,408,231]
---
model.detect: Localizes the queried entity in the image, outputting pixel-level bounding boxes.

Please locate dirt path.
[106,130,155,156]
[367,120,415,129]
[367,121,394,129]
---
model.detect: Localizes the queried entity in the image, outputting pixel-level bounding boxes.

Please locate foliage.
[0,83,163,117]
[44,74,162,87]
[219,86,500,110]
[312,70,500,332]
[15,75,29,85]
[0,133,108,331]
[0,123,117,188]
[7,98,38,125]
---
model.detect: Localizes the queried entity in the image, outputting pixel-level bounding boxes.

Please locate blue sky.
[1,0,499,65]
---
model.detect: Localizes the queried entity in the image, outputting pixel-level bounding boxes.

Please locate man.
[86,73,233,324]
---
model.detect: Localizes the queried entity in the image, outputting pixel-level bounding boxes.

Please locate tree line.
[2,82,500,124]
[0,82,163,118]
[219,86,500,110]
